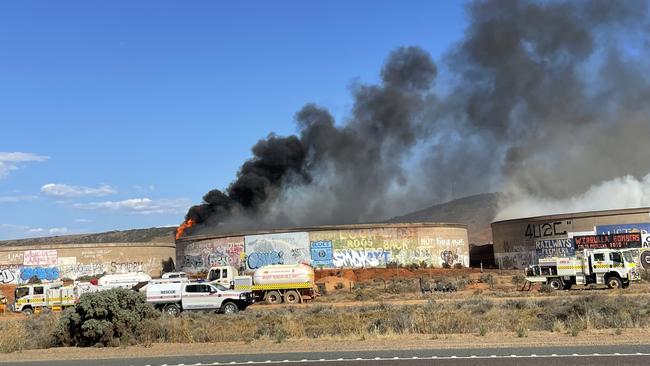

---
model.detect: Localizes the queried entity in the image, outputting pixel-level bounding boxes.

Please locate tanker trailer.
[207,263,317,304]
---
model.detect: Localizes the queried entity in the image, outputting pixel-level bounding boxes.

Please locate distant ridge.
[0,194,499,247]
[390,192,499,244]
[0,227,176,247]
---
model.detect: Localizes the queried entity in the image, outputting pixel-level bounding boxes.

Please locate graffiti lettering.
[290,248,306,260]
[23,250,58,266]
[535,238,575,258]
[641,251,650,270]
[247,251,283,269]
[332,249,389,268]
[0,269,16,284]
[184,255,204,268]
[440,250,459,266]
[207,253,228,266]
[524,221,567,239]
[110,261,143,273]
[346,238,375,249]
[59,263,105,278]
[20,267,59,281]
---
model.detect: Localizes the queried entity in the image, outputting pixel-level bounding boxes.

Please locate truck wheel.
[265,291,283,305]
[222,302,238,314]
[284,290,301,304]
[606,276,623,289]
[548,278,563,290]
[163,304,180,317]
[22,307,34,316]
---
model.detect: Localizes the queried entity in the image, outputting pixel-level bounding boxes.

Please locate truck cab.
[207,266,238,288]
[584,249,639,286]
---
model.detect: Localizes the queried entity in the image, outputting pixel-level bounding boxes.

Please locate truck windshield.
[622,251,634,263]
[15,287,29,299]
[208,269,220,281]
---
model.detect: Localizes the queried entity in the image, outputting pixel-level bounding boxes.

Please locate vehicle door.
[202,284,225,309]
[31,286,46,307]
[182,284,206,310]
[608,251,626,278]
[590,252,608,283]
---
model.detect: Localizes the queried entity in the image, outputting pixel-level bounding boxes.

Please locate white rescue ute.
[146,280,254,316]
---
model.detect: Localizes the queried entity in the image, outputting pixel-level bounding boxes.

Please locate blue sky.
[0,1,466,239]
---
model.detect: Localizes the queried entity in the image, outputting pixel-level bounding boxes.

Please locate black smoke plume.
[184,0,650,235]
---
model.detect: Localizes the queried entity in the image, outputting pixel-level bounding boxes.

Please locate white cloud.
[41,183,116,197]
[0,195,38,204]
[73,197,190,215]
[0,152,49,179]
[74,218,91,223]
[48,227,68,235]
[0,224,70,240]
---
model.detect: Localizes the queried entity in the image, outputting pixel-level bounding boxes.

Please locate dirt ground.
[2,328,650,363]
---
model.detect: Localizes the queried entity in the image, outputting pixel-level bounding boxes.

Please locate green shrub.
[478,324,487,337]
[516,325,528,338]
[54,288,159,347]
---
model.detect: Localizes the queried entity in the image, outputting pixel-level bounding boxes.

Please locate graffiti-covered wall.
[492,208,650,269]
[0,242,175,285]
[178,223,469,273]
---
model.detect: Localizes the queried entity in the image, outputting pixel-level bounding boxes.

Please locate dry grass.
[16,294,640,350]
[3,278,650,353]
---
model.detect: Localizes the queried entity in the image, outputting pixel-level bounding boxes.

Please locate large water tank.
[252,264,314,285]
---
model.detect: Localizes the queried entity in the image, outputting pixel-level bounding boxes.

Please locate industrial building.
[176,222,469,274]
[492,207,650,269]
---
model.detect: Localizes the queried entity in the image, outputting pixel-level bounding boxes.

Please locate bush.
[511,274,526,287]
[479,274,496,289]
[539,284,553,293]
[54,288,159,347]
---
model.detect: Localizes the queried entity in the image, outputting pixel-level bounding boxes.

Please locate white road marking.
[161,352,650,366]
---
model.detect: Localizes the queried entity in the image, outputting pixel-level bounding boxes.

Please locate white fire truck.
[524,248,640,290]
[12,282,98,315]
[145,279,254,316]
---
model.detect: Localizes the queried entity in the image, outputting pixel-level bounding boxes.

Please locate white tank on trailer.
[98,272,152,289]
[252,264,314,285]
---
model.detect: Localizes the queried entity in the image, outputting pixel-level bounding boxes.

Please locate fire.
[175,219,195,240]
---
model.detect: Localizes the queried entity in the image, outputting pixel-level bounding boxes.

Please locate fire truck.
[524,248,640,290]
[12,282,98,315]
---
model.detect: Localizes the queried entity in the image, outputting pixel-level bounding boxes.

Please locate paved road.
[8,345,650,366]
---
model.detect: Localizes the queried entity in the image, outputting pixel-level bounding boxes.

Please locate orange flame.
[175,219,195,240]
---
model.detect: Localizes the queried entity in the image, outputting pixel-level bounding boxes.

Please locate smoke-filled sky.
[3,1,650,240]
[186,0,650,234]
